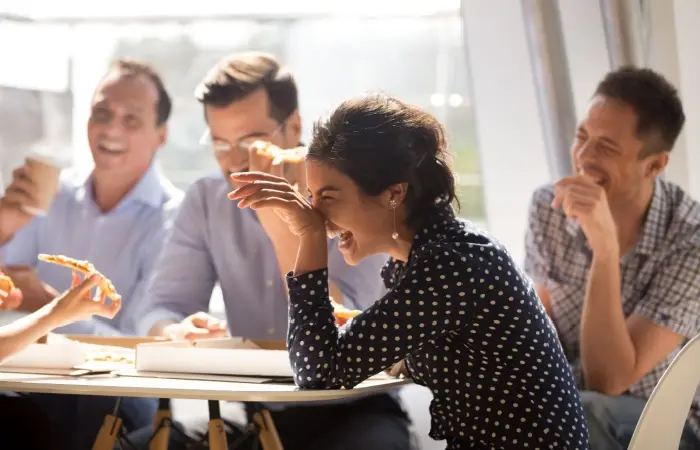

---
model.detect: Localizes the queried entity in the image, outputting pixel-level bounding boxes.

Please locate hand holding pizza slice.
[243,140,307,165]
[48,272,121,327]
[38,254,120,306]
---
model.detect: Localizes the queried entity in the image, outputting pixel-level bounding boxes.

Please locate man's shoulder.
[171,172,242,233]
[180,172,229,208]
[531,183,556,205]
[158,176,184,209]
[658,180,700,249]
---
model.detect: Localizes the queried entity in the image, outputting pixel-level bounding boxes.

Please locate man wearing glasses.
[129,52,413,450]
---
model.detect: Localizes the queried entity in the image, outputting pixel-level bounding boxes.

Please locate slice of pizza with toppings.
[243,140,307,165]
[37,254,120,304]
[331,300,361,326]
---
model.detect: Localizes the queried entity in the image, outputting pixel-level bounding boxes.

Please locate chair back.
[628,334,700,449]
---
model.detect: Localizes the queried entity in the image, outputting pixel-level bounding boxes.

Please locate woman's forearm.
[294,231,329,276]
[0,305,60,362]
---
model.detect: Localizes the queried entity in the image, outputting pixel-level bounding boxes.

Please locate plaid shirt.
[524,178,700,438]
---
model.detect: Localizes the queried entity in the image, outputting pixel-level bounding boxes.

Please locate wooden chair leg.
[208,400,228,450]
[149,398,172,450]
[252,408,284,450]
[92,398,122,450]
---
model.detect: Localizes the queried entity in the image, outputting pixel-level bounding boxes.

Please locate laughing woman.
[229,94,589,450]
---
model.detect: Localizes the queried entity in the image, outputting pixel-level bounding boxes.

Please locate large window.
[0,10,485,222]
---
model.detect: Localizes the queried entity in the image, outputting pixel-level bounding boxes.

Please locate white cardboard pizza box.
[0,334,161,371]
[135,337,294,378]
[1,340,84,369]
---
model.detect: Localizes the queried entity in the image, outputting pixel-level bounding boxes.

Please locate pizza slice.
[37,254,120,303]
[331,301,361,326]
[244,141,307,165]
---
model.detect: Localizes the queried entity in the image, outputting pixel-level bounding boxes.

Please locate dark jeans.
[0,394,57,449]
[125,394,416,450]
[18,393,156,450]
[581,390,700,450]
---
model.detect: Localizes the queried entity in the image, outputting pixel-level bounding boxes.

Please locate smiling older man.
[0,58,182,450]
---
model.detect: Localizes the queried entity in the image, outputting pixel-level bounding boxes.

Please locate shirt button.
[267,328,275,335]
[265,280,274,287]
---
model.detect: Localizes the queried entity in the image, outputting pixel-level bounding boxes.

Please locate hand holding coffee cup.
[0,165,41,243]
[0,156,63,244]
[17,156,62,216]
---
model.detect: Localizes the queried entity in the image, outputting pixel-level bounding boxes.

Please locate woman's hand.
[228,172,325,237]
[0,273,22,310]
[46,271,121,328]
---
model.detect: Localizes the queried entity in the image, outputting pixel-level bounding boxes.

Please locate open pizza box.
[0,334,165,375]
[118,337,295,383]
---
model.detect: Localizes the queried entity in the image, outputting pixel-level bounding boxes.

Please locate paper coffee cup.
[20,155,64,216]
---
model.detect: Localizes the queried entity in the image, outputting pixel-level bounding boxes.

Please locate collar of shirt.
[564,178,668,256]
[74,163,174,213]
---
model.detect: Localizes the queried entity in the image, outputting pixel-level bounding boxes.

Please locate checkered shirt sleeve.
[632,245,700,338]
[524,187,554,285]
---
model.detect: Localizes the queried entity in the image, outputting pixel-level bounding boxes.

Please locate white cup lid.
[26,152,72,169]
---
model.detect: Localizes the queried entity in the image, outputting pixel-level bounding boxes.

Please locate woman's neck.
[387,220,417,262]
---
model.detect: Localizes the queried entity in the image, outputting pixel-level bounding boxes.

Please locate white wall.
[557,0,612,120]
[671,0,700,199]
[69,27,116,175]
[644,0,690,192]
[460,0,552,265]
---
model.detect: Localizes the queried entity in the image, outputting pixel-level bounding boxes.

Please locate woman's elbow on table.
[289,354,362,390]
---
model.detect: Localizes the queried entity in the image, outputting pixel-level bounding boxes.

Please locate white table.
[0,371,409,449]
[0,371,407,401]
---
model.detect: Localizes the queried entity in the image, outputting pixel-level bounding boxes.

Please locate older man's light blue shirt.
[137,174,388,339]
[0,164,183,335]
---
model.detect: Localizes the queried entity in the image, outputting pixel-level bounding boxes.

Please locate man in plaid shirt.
[525,66,700,450]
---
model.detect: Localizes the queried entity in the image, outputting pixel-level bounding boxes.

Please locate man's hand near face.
[552,173,619,256]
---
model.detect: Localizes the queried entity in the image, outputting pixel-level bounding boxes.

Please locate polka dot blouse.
[286,206,589,449]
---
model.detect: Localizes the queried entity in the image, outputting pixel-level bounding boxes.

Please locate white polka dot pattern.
[286,206,589,449]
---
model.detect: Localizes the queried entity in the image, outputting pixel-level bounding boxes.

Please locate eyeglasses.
[199,123,286,154]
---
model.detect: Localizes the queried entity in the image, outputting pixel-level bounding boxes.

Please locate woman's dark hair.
[308,93,458,228]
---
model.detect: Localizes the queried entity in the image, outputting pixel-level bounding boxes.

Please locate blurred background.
[1,1,699,448]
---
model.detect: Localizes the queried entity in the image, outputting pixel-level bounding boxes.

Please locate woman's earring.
[390,199,399,240]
